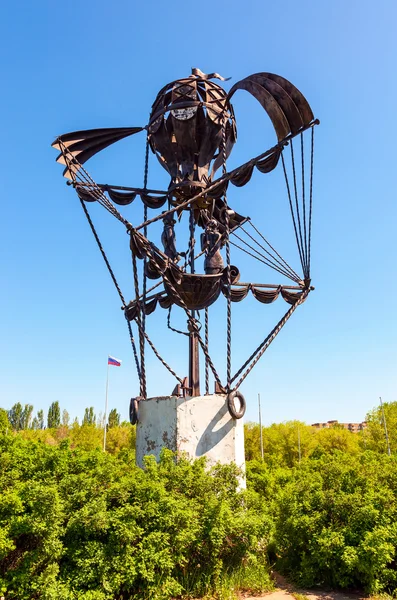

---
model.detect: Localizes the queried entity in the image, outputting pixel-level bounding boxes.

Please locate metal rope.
[205,307,209,394]
[243,223,301,282]
[161,268,224,391]
[290,140,307,276]
[232,230,300,283]
[60,141,132,228]
[167,306,189,337]
[140,135,150,398]
[222,116,232,390]
[281,152,305,275]
[78,198,141,382]
[132,312,184,385]
[134,121,319,233]
[300,133,308,275]
[230,239,299,282]
[308,126,315,276]
[132,254,146,398]
[231,288,310,390]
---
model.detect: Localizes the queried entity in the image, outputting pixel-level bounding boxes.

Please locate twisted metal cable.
[205,307,209,394]
[132,254,146,398]
[290,140,307,277]
[140,135,150,398]
[222,115,232,390]
[231,288,310,390]
[308,127,315,276]
[281,152,305,276]
[301,133,308,272]
[241,224,301,282]
[78,198,141,381]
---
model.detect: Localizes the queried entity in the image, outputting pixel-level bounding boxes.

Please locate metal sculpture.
[52,68,319,419]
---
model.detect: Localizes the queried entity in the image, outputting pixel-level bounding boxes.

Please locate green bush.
[247,452,397,594]
[0,436,273,599]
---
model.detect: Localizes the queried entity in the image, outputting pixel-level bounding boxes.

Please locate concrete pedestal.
[136,394,245,484]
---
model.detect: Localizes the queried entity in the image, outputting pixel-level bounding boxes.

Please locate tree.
[47,401,61,428]
[365,400,397,454]
[0,408,10,433]
[8,402,23,430]
[37,409,44,429]
[21,404,34,430]
[83,407,96,426]
[108,408,120,428]
[62,409,70,427]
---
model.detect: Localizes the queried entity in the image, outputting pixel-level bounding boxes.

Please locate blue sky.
[1,0,396,426]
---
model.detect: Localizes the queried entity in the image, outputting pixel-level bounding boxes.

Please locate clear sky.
[1,0,396,426]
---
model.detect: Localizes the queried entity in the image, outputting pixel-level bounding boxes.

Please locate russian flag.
[108,355,122,367]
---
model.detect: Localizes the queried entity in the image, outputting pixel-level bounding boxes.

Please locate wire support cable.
[232,230,301,283]
[78,198,141,382]
[231,288,310,390]
[243,222,301,282]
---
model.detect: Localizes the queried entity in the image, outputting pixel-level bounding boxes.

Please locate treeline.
[3,401,122,431]
[1,399,396,463]
[0,403,134,455]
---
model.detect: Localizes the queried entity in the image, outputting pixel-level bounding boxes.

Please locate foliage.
[107,408,120,428]
[7,403,23,431]
[0,409,10,434]
[7,403,34,431]
[364,401,397,455]
[1,399,397,597]
[62,409,70,427]
[47,401,61,429]
[83,407,96,426]
[248,452,397,594]
[0,438,273,599]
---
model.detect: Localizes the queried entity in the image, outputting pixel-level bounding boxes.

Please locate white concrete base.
[136,394,245,486]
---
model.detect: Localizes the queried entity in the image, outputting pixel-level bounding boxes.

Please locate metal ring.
[227,390,246,420]
[129,397,141,425]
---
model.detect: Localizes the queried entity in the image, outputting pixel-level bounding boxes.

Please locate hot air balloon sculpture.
[52,67,318,442]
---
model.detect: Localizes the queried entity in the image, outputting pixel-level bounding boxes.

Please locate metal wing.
[52,127,144,178]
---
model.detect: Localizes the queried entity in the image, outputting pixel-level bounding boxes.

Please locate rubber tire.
[129,397,140,425]
[227,391,246,420]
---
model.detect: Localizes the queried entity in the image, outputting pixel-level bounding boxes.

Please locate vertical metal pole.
[103,361,109,452]
[298,426,301,464]
[258,393,264,461]
[188,209,200,397]
[379,396,391,456]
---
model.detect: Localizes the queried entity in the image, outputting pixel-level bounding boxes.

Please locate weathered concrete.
[136,394,245,484]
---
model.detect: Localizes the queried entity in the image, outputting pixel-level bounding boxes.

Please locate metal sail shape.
[52,127,144,177]
[228,72,314,141]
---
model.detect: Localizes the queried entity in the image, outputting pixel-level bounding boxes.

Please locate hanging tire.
[227,390,246,419]
[129,397,141,425]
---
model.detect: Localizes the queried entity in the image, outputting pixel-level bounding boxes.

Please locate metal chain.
[231,288,310,390]
[78,198,142,381]
[222,115,232,390]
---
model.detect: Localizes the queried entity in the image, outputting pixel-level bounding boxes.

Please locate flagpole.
[258,393,264,461]
[103,360,109,452]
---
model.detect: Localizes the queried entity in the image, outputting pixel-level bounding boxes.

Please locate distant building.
[311,420,367,433]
